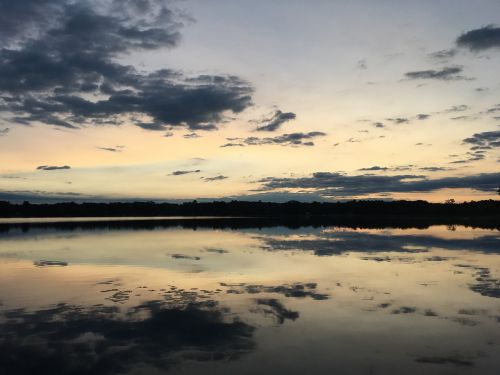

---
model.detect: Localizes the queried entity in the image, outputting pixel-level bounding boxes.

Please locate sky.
[0,0,499,202]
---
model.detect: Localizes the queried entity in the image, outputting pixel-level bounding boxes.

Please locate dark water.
[0,218,499,375]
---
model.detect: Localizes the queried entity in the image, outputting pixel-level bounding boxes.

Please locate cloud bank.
[256,172,500,197]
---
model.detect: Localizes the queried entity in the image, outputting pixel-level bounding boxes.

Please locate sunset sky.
[0,0,499,202]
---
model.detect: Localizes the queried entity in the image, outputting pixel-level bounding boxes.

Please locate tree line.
[0,199,499,218]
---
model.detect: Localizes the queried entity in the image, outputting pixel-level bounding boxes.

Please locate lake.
[0,218,499,374]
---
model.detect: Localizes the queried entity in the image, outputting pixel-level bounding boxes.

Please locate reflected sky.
[0,221,499,374]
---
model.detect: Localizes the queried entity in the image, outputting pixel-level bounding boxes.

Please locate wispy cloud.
[221,132,326,147]
[170,169,201,176]
[404,66,468,81]
[36,165,71,171]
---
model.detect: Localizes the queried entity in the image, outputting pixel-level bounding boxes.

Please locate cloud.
[450,115,470,121]
[97,147,122,152]
[359,165,430,173]
[255,110,296,132]
[358,166,389,172]
[183,133,201,139]
[0,127,9,136]
[427,49,457,62]
[456,25,500,51]
[357,59,367,70]
[136,122,169,131]
[256,171,500,197]
[0,0,253,131]
[202,175,228,182]
[220,142,245,148]
[458,130,500,163]
[404,66,467,80]
[36,165,71,170]
[372,122,385,128]
[463,130,500,149]
[449,153,485,164]
[446,104,469,112]
[170,169,201,176]
[416,114,430,120]
[220,132,326,147]
[386,117,409,124]
[486,103,500,114]
[418,167,452,172]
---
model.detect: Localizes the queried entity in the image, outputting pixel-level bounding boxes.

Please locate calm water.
[0,219,499,375]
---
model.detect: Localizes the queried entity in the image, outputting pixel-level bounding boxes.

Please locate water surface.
[0,220,499,374]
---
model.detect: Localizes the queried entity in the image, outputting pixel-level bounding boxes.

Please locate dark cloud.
[0,0,253,131]
[372,122,385,128]
[170,169,201,176]
[136,122,169,131]
[463,130,500,149]
[456,25,500,51]
[220,132,326,147]
[457,130,500,163]
[416,114,430,120]
[36,165,71,170]
[255,110,296,132]
[0,127,9,135]
[256,171,500,197]
[202,175,229,182]
[404,66,467,80]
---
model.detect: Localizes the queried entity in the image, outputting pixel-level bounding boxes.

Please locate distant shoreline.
[1,199,499,219]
